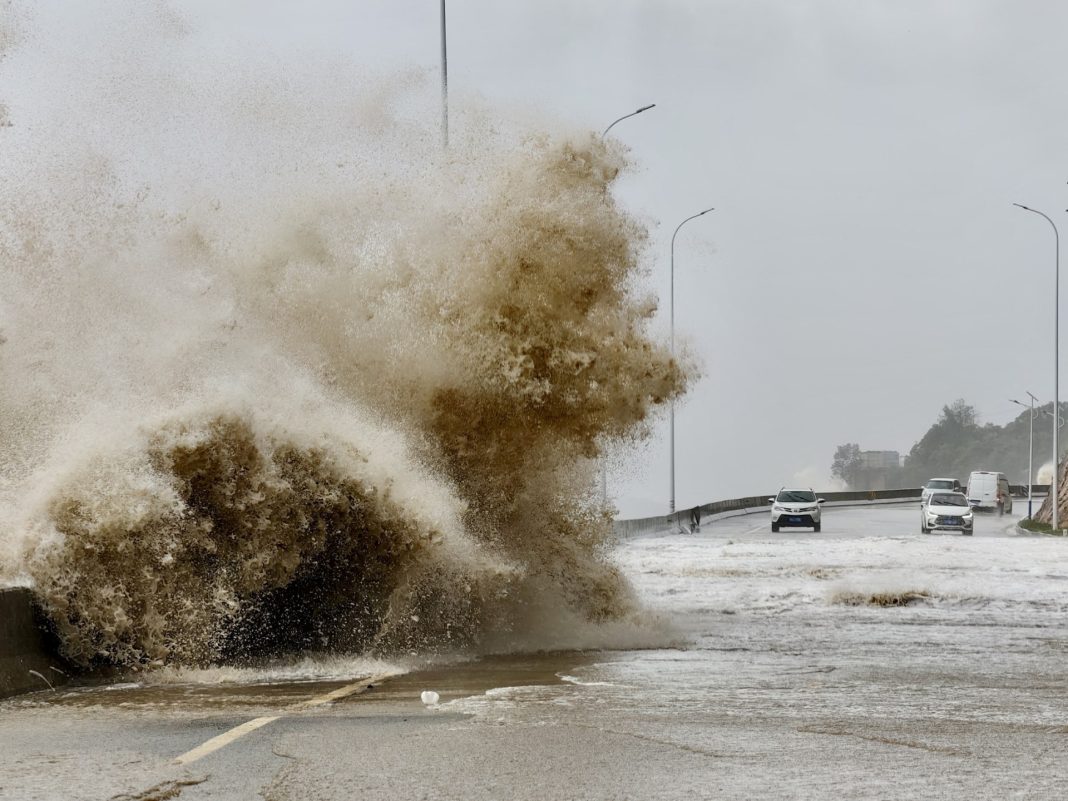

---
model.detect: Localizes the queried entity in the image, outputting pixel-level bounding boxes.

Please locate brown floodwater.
[14,650,598,716]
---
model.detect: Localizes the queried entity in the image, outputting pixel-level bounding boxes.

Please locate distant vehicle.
[966,471,1012,512]
[768,488,825,532]
[920,492,974,534]
[920,477,963,503]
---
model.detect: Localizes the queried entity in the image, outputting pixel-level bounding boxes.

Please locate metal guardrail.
[613,484,1053,538]
[1011,484,1050,497]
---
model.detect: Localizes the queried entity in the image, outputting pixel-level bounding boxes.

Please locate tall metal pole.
[1014,204,1059,530]
[669,208,714,516]
[596,104,656,506]
[440,0,448,149]
[1011,393,1038,518]
[1028,391,1036,518]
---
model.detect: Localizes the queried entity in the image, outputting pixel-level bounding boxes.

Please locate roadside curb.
[1014,522,1068,537]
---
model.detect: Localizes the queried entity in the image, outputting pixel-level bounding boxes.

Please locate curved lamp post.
[669,208,714,516]
[1013,203,1060,531]
[602,104,656,138]
[597,104,656,504]
[440,1,449,148]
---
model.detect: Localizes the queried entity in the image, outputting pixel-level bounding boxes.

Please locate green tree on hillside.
[902,399,1068,485]
[831,443,862,487]
[903,400,986,482]
[834,399,1068,491]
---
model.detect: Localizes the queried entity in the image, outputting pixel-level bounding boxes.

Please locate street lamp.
[597,103,657,505]
[602,104,656,138]
[1010,392,1039,518]
[1014,203,1060,531]
[669,208,714,517]
[440,1,448,148]
[1042,407,1064,502]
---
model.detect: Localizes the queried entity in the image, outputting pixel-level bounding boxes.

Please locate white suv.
[769,488,825,532]
[921,491,974,534]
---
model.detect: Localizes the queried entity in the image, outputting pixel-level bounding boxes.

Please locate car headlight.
[798,506,817,512]
[773,505,787,512]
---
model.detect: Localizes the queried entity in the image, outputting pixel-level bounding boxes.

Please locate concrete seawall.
[0,587,66,699]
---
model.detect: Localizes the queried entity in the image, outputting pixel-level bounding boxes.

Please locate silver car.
[920,491,974,535]
[921,477,963,503]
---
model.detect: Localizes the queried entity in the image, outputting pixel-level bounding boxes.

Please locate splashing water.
[0,4,687,669]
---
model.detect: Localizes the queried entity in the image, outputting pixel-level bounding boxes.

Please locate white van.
[966,471,1012,512]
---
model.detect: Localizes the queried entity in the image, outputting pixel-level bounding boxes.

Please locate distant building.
[859,450,900,470]
[857,450,901,490]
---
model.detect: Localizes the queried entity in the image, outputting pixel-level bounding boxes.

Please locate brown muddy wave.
[0,5,686,669]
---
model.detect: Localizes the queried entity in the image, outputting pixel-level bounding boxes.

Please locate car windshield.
[926,480,954,490]
[930,493,967,507]
[777,490,816,503]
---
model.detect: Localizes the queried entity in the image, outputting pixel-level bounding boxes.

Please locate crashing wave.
[0,3,687,668]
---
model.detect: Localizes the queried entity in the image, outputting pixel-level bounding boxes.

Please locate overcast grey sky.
[19,1,1068,517]
[413,0,1068,517]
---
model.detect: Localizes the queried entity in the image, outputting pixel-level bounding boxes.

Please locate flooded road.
[3,502,1067,800]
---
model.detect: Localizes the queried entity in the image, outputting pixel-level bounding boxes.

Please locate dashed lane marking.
[173,673,394,765]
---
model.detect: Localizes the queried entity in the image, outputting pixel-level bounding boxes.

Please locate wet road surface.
[2,502,1066,800]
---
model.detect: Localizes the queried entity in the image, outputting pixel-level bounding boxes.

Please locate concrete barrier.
[1011,484,1050,497]
[614,487,925,538]
[615,486,1057,538]
[0,587,67,699]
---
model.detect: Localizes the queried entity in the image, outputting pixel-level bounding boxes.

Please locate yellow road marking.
[173,673,394,765]
[294,674,392,710]
[174,716,280,765]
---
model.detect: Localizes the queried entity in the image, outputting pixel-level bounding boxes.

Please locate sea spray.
[23,401,515,666]
[0,4,689,668]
